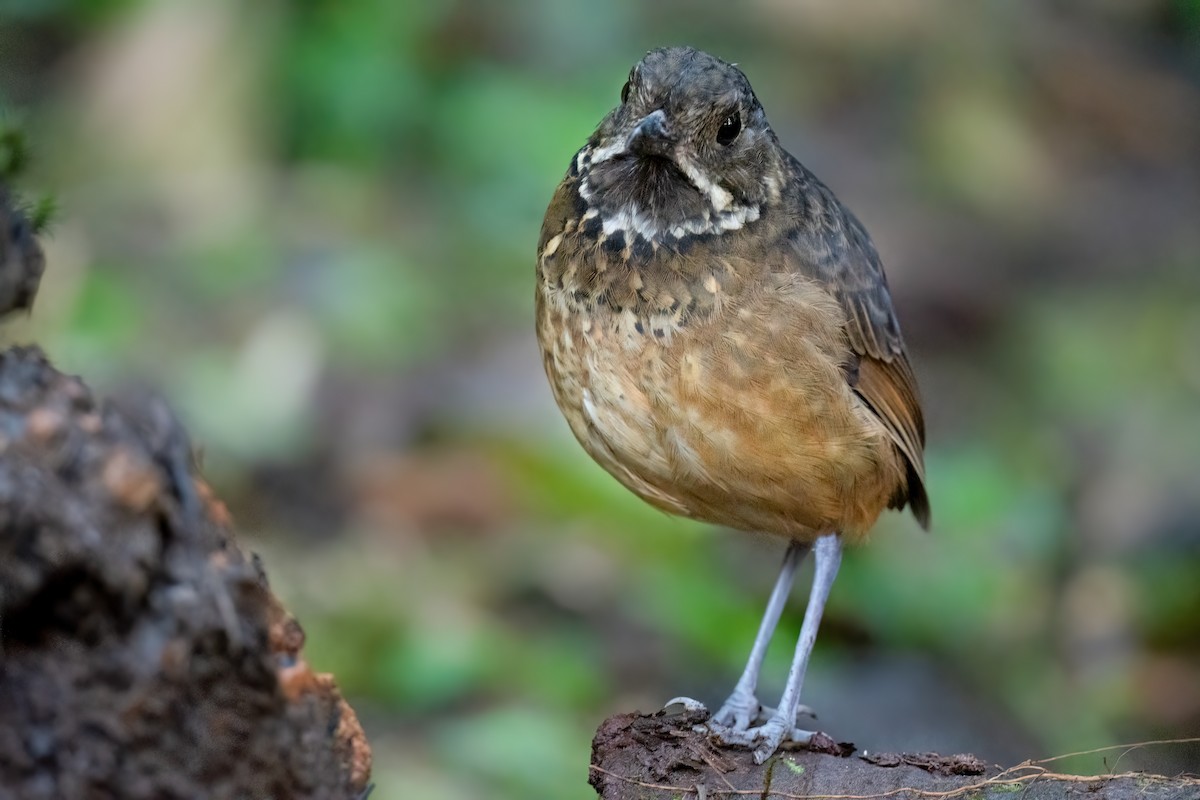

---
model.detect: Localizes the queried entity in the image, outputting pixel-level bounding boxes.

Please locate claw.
[663,696,708,714]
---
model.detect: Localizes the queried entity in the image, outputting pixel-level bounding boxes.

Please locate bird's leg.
[711,533,843,764]
[751,533,842,762]
[710,540,810,731]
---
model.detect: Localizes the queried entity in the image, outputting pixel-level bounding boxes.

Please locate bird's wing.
[785,194,930,528]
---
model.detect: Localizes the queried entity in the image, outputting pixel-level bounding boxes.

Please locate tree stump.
[0,346,371,799]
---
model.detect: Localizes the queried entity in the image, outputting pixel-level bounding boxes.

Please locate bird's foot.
[707,712,815,764]
[667,695,819,762]
[709,693,816,731]
[710,685,760,731]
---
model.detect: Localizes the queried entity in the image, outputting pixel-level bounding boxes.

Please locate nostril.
[627,110,673,157]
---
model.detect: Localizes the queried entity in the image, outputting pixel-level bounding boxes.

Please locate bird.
[534,46,930,763]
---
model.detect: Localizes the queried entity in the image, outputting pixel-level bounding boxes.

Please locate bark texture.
[591,710,1200,800]
[0,346,372,800]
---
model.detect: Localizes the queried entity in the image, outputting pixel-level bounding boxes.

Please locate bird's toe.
[711,687,760,731]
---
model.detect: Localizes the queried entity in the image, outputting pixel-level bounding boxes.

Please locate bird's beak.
[626,109,674,158]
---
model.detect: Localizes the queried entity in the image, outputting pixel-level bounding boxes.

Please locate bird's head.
[577,47,785,243]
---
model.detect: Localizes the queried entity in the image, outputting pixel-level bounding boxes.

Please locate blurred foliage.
[2,0,1200,797]
[0,121,30,179]
[0,116,56,230]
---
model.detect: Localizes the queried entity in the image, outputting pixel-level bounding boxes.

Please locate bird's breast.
[536,185,903,540]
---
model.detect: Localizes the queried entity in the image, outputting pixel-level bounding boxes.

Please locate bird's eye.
[716,111,742,145]
[620,80,631,104]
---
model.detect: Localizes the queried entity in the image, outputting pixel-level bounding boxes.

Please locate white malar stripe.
[588,139,628,165]
[575,138,762,242]
[596,202,761,241]
[675,155,733,212]
[601,205,661,239]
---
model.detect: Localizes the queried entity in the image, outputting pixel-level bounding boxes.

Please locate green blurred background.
[2,1,1200,796]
